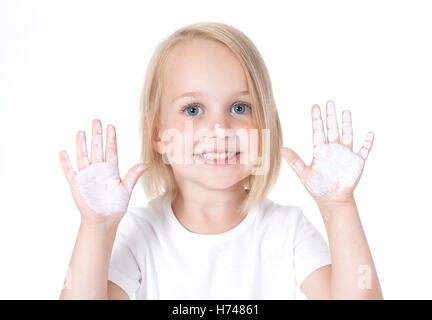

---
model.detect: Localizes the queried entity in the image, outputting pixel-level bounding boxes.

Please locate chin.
[195,172,250,190]
[172,164,252,190]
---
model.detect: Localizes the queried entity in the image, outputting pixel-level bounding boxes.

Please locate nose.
[214,123,229,138]
[206,122,237,152]
[194,114,238,152]
[207,114,235,138]
[210,122,238,141]
[192,117,242,155]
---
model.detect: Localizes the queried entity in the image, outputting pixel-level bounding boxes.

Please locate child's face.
[154,38,259,190]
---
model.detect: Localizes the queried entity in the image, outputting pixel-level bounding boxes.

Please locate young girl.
[59,22,382,300]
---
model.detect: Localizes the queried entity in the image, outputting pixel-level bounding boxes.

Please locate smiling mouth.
[193,152,241,165]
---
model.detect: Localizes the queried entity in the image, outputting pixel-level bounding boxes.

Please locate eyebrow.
[171,90,250,104]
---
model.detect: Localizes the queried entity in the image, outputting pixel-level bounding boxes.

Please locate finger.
[121,164,148,193]
[105,124,118,164]
[91,119,104,162]
[280,147,307,179]
[341,110,353,150]
[357,132,374,160]
[311,105,325,147]
[326,100,340,144]
[59,150,77,186]
[76,131,90,170]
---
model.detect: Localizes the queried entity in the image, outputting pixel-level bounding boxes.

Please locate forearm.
[59,221,118,299]
[317,198,383,299]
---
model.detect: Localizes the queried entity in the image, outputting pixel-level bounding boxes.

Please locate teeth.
[200,152,237,160]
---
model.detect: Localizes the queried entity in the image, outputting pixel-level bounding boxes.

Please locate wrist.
[315,196,358,222]
[315,195,356,209]
[80,218,120,235]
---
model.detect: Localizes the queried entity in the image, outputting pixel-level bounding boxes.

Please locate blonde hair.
[139,21,283,215]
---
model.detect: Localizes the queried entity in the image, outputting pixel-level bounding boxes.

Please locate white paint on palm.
[76,162,130,215]
[305,144,364,197]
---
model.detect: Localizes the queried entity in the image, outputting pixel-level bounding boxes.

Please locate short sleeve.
[108,215,141,299]
[293,209,332,289]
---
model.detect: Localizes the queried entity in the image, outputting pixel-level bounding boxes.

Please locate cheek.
[238,122,261,166]
[158,115,187,154]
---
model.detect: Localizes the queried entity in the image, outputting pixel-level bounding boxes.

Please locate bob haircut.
[139,21,283,216]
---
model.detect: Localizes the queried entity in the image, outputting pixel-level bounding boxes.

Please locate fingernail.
[312,107,321,119]
[327,100,336,114]
[109,125,115,140]
[96,121,102,134]
[342,110,351,121]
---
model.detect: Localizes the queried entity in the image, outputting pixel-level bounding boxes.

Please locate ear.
[147,114,164,155]
[154,138,164,155]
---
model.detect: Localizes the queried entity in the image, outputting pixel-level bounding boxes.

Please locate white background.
[1,0,431,299]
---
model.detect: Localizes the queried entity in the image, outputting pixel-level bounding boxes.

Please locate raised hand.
[280,100,374,203]
[59,119,148,225]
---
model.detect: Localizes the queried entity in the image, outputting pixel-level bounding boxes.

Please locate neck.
[171,179,249,234]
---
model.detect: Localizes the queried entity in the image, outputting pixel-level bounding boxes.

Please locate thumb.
[280,147,307,178]
[59,150,76,186]
[122,163,148,193]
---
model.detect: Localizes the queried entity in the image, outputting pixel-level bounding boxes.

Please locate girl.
[59,22,382,299]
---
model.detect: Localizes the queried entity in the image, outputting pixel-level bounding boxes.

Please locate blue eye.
[182,104,203,117]
[181,102,251,117]
[231,103,251,114]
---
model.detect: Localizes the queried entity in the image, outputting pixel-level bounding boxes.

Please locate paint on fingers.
[94,121,103,162]
[106,125,118,164]
[109,125,115,141]
[61,151,76,181]
[359,132,374,160]
[360,148,368,160]
[286,155,305,176]
[326,101,339,143]
[342,110,353,146]
[80,131,90,166]
[312,107,325,146]
[124,165,146,193]
[364,132,373,148]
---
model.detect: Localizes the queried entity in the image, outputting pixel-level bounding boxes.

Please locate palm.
[59,119,147,224]
[281,100,374,202]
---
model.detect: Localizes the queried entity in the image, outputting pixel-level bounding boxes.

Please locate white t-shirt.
[108,194,332,299]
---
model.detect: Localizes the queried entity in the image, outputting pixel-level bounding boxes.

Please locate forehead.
[162,39,249,102]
